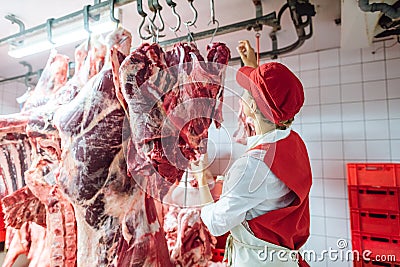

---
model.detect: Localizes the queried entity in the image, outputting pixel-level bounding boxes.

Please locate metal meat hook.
[46,18,55,45]
[207,19,219,44]
[208,0,218,43]
[137,0,152,40]
[148,0,165,32]
[165,0,181,32]
[109,0,120,25]
[184,0,198,26]
[185,23,196,46]
[148,16,166,41]
[20,61,33,88]
[5,14,25,33]
[83,5,92,35]
[209,0,216,25]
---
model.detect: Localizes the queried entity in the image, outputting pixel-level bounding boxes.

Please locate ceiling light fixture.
[8,9,118,59]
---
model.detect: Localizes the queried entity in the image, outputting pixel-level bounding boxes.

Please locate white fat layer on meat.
[147,68,165,99]
[74,207,98,267]
[103,152,135,218]
[121,179,161,243]
[0,175,5,197]
[27,223,49,266]
[119,62,142,109]
[38,137,61,157]
[181,208,200,228]
[121,213,133,243]
[0,147,12,193]
[23,140,32,169]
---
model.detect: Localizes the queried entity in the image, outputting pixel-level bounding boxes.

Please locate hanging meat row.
[0,26,231,267]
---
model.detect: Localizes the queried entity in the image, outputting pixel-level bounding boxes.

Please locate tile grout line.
[316,50,329,267]
[361,48,369,162]
[384,40,393,162]
[338,48,352,257]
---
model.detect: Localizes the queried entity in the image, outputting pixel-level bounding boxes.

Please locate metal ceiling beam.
[158,12,277,47]
[0,0,136,46]
[0,0,315,64]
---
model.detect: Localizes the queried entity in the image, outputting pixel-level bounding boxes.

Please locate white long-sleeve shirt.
[200,128,296,236]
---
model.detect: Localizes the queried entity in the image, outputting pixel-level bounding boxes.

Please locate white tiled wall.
[0,80,25,115]
[0,41,399,266]
[208,40,400,267]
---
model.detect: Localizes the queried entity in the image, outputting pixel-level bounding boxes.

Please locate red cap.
[236,62,304,125]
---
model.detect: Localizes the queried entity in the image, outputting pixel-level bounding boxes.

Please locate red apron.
[247,130,312,267]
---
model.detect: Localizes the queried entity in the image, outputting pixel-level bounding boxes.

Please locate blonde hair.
[243,91,294,130]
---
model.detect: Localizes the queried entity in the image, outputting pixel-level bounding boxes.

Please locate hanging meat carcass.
[0,35,107,267]
[54,27,172,267]
[22,37,107,267]
[0,51,69,267]
[118,42,230,193]
[0,51,69,196]
[117,41,230,266]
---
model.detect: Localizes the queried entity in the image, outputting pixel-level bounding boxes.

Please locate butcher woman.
[196,40,312,267]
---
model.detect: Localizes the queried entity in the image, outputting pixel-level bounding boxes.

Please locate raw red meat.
[162,42,230,156]
[0,49,70,197]
[118,41,229,267]
[21,52,69,113]
[0,50,69,196]
[0,34,107,267]
[2,222,50,267]
[163,206,216,267]
[24,158,77,267]
[0,133,32,194]
[1,186,46,229]
[0,52,69,267]
[54,27,172,267]
[17,38,107,267]
[118,43,184,193]
[118,42,230,193]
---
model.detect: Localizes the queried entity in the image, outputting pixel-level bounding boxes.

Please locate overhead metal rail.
[0,0,134,46]
[0,0,316,84]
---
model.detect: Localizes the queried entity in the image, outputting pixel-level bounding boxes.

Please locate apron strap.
[224,224,301,266]
[224,234,233,266]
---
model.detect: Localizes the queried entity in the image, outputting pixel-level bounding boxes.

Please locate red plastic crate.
[352,233,400,262]
[350,209,400,235]
[354,260,400,267]
[347,163,400,187]
[348,186,400,212]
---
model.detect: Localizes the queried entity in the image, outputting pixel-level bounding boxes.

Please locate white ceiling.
[0,0,341,80]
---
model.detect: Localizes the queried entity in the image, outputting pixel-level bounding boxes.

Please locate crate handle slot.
[365,190,388,195]
[370,237,390,242]
[369,213,388,219]
[364,166,384,171]
[370,261,392,267]
[390,215,397,219]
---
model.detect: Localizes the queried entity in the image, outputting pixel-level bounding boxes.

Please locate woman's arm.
[194,157,214,205]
